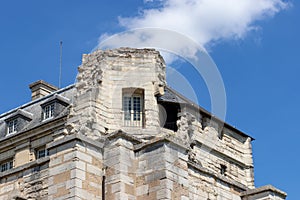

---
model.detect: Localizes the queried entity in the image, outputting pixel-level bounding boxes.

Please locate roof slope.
[159,86,253,140]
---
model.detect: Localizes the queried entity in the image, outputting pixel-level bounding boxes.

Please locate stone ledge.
[47,133,105,150]
[240,185,287,198]
[107,130,143,145]
[134,135,189,152]
[12,196,27,200]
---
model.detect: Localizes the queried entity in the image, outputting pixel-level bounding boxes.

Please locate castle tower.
[0,48,286,200]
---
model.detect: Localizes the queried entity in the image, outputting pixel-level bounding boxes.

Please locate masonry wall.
[175,110,254,189]
[104,137,136,199]
[69,48,166,140]
[188,167,243,200]
[102,132,250,200]
[0,159,49,199]
[0,48,286,200]
[47,135,104,200]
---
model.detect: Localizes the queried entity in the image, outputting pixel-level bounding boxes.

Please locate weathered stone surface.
[0,48,286,200]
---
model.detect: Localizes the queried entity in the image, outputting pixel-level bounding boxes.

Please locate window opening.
[123,88,144,127]
[36,147,49,159]
[42,103,54,120]
[7,118,18,134]
[220,164,227,175]
[1,160,13,172]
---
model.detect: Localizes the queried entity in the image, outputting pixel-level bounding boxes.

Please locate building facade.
[0,48,286,200]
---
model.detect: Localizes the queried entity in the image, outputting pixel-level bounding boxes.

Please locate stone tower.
[0,48,286,200]
[68,48,166,138]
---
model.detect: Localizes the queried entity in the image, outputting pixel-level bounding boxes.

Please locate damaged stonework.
[176,112,195,145]
[66,48,166,140]
[0,48,286,200]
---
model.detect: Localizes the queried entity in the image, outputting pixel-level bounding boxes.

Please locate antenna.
[59,41,63,88]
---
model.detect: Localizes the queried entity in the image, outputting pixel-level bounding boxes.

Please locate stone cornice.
[47,133,105,150]
[240,185,287,198]
[106,130,143,145]
[133,135,189,152]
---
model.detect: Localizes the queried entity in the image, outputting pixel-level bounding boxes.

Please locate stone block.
[136,184,149,196]
[156,188,172,199]
[50,155,63,167]
[66,178,83,189]
[49,161,76,176]
[71,169,86,180]
[53,170,71,184]
[86,145,103,159]
[87,163,102,177]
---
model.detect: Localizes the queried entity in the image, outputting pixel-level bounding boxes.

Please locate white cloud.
[119,0,289,45]
[96,0,290,63]
[94,0,290,120]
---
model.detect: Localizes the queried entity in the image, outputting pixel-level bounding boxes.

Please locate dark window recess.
[36,147,49,159]
[102,175,106,200]
[159,102,180,132]
[220,164,227,175]
[14,197,27,200]
[1,160,13,172]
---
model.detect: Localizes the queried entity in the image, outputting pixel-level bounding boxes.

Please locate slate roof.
[0,85,75,140]
[159,87,253,140]
[0,84,252,141]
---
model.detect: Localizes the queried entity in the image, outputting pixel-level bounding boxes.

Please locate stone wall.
[0,48,286,200]
[47,134,104,200]
[68,48,166,140]
[174,110,254,189]
[0,158,49,200]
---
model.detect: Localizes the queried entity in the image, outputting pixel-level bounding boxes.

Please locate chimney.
[29,80,58,100]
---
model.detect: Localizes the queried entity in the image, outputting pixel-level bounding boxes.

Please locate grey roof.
[0,85,75,140]
[158,87,189,104]
[4,109,34,121]
[0,83,252,141]
[159,87,254,140]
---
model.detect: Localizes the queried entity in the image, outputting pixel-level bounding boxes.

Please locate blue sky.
[0,0,298,199]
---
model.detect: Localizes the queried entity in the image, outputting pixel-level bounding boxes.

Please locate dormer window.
[5,109,33,137]
[7,118,18,135]
[42,103,55,120]
[40,94,70,122]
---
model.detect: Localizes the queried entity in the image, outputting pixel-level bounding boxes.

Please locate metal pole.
[59,41,63,88]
